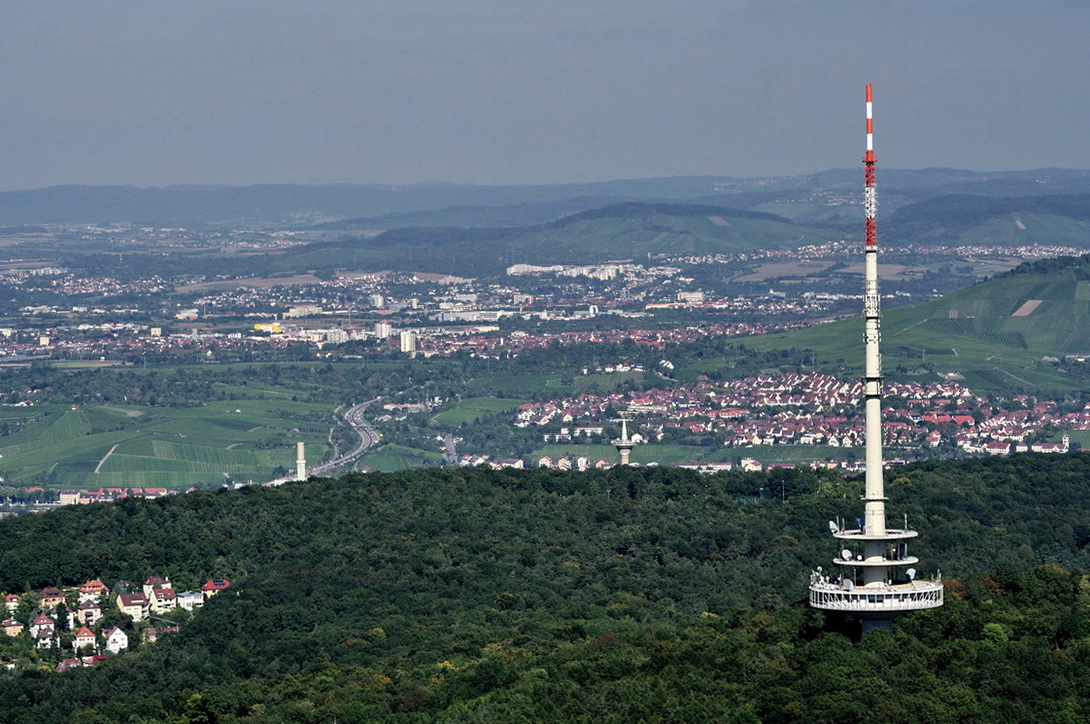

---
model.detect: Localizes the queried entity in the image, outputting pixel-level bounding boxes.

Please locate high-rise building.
[808,85,943,633]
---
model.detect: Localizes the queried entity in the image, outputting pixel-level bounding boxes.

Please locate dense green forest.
[2,454,1090,722]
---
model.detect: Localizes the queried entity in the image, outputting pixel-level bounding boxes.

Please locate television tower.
[809,85,943,633]
[612,414,635,466]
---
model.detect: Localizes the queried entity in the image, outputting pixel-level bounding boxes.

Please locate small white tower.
[295,442,306,481]
[612,415,635,466]
[809,85,943,632]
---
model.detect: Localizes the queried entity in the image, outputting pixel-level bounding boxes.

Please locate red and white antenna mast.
[808,84,943,633]
[864,83,877,249]
[861,82,883,541]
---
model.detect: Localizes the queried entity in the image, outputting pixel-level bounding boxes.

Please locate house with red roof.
[78,579,109,603]
[73,626,96,650]
[150,588,177,615]
[142,576,171,598]
[200,579,231,599]
[29,614,55,637]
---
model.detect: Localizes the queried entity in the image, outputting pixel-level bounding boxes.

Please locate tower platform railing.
[809,573,944,613]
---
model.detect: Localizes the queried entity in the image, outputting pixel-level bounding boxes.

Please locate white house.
[105,627,128,654]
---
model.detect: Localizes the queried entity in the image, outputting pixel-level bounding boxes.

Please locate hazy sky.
[1,1,1087,190]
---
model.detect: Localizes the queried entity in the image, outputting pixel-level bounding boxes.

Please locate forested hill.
[3,455,1090,721]
[885,192,1090,247]
[299,202,827,276]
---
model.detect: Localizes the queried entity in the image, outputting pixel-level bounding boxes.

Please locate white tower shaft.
[296,441,306,481]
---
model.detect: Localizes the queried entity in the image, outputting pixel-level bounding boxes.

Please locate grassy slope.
[738,260,1090,392]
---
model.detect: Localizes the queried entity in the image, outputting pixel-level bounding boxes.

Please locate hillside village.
[0,575,230,672]
[507,371,1078,472]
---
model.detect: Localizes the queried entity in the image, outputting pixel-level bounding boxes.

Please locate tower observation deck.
[808,85,943,632]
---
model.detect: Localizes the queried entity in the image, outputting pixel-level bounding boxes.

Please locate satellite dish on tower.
[828,520,839,533]
[906,568,917,581]
[841,549,853,561]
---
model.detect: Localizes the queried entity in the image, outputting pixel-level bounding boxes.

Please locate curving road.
[266,398,380,486]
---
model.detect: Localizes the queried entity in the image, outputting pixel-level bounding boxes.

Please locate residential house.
[142,576,171,599]
[35,627,56,650]
[56,658,83,672]
[39,587,66,610]
[105,627,128,654]
[29,614,55,637]
[117,592,149,621]
[1,619,23,637]
[77,599,101,626]
[78,579,109,604]
[73,626,96,651]
[150,588,177,615]
[176,591,204,612]
[200,579,231,599]
[4,594,18,614]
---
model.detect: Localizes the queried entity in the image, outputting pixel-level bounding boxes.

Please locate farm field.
[466,370,647,396]
[357,444,444,472]
[431,396,528,426]
[0,400,334,490]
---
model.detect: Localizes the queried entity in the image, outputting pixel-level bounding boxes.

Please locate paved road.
[266,398,380,486]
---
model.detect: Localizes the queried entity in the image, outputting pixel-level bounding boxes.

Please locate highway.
[265,398,380,486]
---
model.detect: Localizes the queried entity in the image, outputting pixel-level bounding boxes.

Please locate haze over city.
[2,0,1088,190]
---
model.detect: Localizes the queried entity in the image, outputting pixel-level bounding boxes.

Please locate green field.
[0,396,335,490]
[431,396,528,426]
[358,444,445,472]
[466,371,646,396]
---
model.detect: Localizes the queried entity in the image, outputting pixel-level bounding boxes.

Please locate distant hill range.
[747,254,1090,392]
[3,168,1090,227]
[4,170,1090,277]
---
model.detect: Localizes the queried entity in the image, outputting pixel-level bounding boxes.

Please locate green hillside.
[740,255,1090,392]
[2,458,1090,721]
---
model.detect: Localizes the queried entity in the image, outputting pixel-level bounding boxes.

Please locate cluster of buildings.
[510,371,1082,467]
[1,575,231,671]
